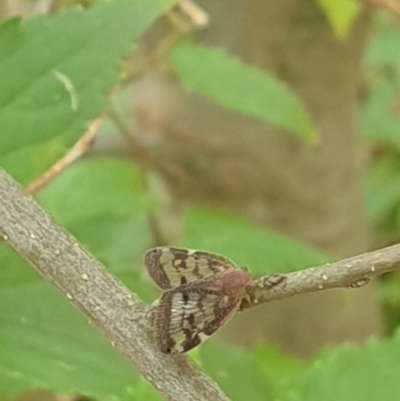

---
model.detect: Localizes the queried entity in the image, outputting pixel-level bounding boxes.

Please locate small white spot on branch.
[349,277,370,288]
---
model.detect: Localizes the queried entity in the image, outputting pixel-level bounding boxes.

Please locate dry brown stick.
[0,170,230,401]
[26,117,102,194]
[177,0,209,28]
[242,244,400,310]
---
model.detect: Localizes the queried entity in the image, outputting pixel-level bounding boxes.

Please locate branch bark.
[242,246,400,310]
[1,168,399,398]
[0,170,229,401]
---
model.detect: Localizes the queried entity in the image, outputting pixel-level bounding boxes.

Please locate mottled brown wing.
[153,279,243,354]
[144,247,235,290]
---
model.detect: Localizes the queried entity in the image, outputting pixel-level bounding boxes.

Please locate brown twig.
[177,0,209,28]
[0,170,230,401]
[26,118,102,194]
[137,0,209,70]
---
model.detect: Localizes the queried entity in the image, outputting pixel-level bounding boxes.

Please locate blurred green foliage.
[172,43,315,141]
[0,0,178,183]
[315,0,361,39]
[1,1,400,401]
[362,13,400,332]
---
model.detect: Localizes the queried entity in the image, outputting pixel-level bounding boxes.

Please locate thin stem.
[26,118,102,194]
[242,244,400,309]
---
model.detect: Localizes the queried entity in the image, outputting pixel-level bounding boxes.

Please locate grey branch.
[242,243,400,310]
[0,170,230,401]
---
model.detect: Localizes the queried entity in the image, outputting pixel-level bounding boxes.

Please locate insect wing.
[144,247,235,290]
[153,279,243,354]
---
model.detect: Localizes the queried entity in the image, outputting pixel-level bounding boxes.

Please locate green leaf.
[0,247,138,400]
[38,158,144,222]
[364,21,400,67]
[196,332,400,401]
[122,379,164,401]
[252,343,306,399]
[315,0,361,39]
[172,43,315,141]
[199,341,273,401]
[361,80,400,147]
[298,332,400,401]
[365,154,400,226]
[182,208,330,275]
[0,0,178,181]
[0,136,68,184]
